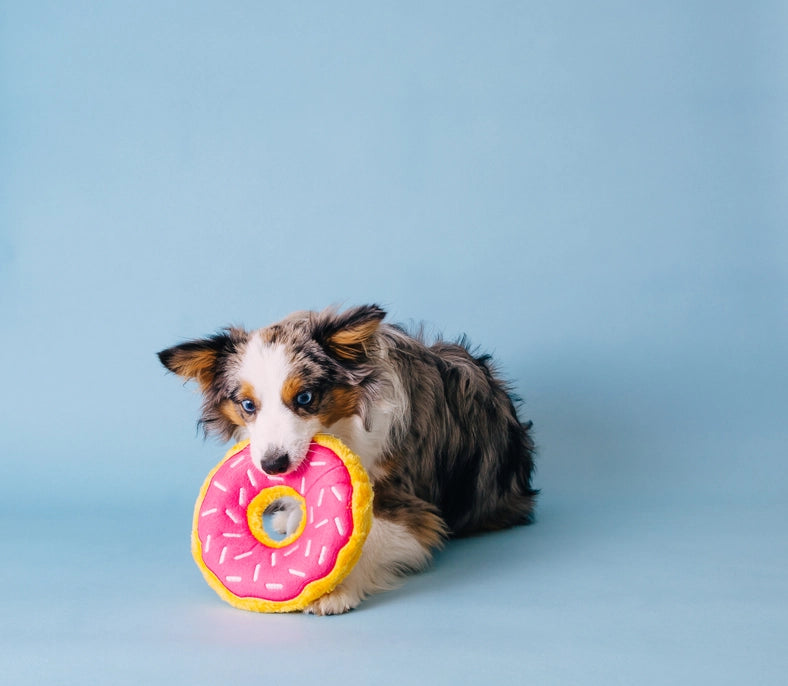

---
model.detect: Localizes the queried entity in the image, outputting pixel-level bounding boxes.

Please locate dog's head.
[158,305,385,474]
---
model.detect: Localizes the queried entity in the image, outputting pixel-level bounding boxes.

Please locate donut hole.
[262,496,304,543]
[246,486,307,549]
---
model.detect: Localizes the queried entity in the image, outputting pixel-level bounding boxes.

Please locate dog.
[158,304,537,614]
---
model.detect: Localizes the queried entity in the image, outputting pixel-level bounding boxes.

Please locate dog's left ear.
[313,304,386,362]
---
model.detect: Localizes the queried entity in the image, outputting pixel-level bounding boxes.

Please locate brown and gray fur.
[158,305,537,613]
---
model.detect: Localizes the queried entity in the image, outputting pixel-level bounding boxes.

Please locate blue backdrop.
[2,2,786,684]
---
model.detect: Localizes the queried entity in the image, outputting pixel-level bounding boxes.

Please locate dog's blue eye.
[295,391,313,406]
[240,399,256,414]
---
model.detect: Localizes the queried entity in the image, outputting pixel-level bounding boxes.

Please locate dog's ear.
[312,305,386,362]
[157,329,245,390]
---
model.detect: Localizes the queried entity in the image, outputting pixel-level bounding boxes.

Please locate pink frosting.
[195,441,354,602]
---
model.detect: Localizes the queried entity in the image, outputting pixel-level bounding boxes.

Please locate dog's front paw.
[269,509,290,536]
[304,586,361,616]
[267,501,302,537]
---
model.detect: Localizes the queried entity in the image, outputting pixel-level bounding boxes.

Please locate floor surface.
[5,489,786,685]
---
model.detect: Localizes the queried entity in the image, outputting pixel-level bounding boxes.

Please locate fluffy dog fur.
[158,305,537,614]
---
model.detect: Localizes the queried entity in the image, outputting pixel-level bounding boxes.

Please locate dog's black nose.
[261,451,290,475]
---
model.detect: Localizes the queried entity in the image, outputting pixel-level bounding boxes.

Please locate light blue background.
[2,2,786,684]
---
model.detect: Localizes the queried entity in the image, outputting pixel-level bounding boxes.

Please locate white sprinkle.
[267,475,284,482]
[213,481,227,492]
[222,533,242,538]
[204,534,211,553]
[283,544,300,557]
[271,552,276,567]
[230,455,246,468]
[331,486,342,501]
[201,508,217,517]
[288,568,306,578]
[266,583,283,590]
[317,488,325,507]
[334,517,345,536]
[253,564,261,582]
[225,509,241,524]
[226,575,242,583]
[219,547,227,564]
[315,518,329,529]
[300,476,306,494]
[319,546,327,565]
[309,506,314,524]
[247,469,258,488]
[304,539,312,557]
[234,550,254,560]
[239,487,247,507]
[310,461,326,466]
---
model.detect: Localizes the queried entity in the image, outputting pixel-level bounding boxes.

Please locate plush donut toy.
[192,433,373,612]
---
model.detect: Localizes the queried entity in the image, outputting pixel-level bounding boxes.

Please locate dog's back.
[374,326,537,536]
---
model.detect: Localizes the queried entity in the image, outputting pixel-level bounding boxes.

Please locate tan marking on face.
[239,381,258,404]
[281,375,306,407]
[318,386,361,426]
[219,400,245,427]
[235,381,260,420]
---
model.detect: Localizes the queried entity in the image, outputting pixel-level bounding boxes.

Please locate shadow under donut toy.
[192,433,373,612]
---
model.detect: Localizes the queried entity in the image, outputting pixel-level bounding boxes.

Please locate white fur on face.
[239,336,323,473]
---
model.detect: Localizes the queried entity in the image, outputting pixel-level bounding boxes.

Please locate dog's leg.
[265,498,302,537]
[305,490,447,615]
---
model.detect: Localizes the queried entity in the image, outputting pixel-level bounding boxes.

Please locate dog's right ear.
[312,304,386,362]
[157,329,245,390]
